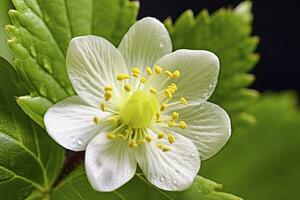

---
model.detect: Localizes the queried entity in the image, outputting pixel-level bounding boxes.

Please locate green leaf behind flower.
[6,0,139,126]
[51,166,242,200]
[0,58,65,200]
[164,1,259,130]
[0,0,13,63]
[201,92,300,200]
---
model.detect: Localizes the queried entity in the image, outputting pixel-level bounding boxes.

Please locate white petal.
[154,50,219,104]
[118,17,172,70]
[85,133,137,192]
[135,131,200,191]
[166,102,231,160]
[67,35,128,107]
[44,96,110,151]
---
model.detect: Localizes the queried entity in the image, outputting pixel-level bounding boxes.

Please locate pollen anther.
[104,91,112,101]
[179,121,187,129]
[149,88,157,94]
[157,132,165,139]
[146,67,152,76]
[107,133,116,140]
[140,77,147,84]
[168,120,175,127]
[145,135,152,142]
[154,65,162,74]
[117,74,130,81]
[104,86,113,92]
[172,112,179,120]
[168,134,175,144]
[124,83,131,92]
[173,70,180,78]
[165,70,173,77]
[180,97,188,105]
[160,104,167,111]
[93,116,100,124]
[100,103,106,112]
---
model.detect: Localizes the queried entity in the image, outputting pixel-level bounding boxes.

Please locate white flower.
[44,17,231,192]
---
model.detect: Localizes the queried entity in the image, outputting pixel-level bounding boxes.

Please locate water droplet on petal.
[159,43,164,48]
[76,138,83,145]
[191,153,197,157]
[160,177,165,182]
[104,185,109,189]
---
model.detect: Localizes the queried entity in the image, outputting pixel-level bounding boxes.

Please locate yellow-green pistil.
[120,91,159,129]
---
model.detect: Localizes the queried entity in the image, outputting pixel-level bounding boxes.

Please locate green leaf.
[201,92,300,199]
[6,0,139,123]
[0,58,65,200]
[51,166,242,200]
[0,0,13,63]
[16,95,53,128]
[164,1,259,129]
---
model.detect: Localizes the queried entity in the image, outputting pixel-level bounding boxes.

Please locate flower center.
[92,65,189,151]
[120,91,159,129]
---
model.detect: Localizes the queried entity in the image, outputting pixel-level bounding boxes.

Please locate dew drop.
[153,174,157,179]
[104,185,109,189]
[76,138,83,145]
[160,177,165,182]
[174,169,180,175]
[191,153,197,157]
[159,43,164,48]
[173,180,177,184]
[185,160,190,164]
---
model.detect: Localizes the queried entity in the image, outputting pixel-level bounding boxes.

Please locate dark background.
[139,0,300,94]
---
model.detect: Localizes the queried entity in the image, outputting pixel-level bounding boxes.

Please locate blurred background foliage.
[0,0,299,199]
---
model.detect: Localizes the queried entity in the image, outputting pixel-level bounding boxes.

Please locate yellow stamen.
[149,88,157,95]
[168,134,175,144]
[108,116,119,124]
[157,132,165,139]
[180,97,188,105]
[172,112,179,120]
[133,73,139,78]
[100,103,106,112]
[93,116,100,124]
[168,120,175,127]
[165,89,173,100]
[167,86,176,94]
[117,74,130,81]
[173,70,180,78]
[107,133,116,140]
[156,143,164,149]
[162,146,171,152]
[124,83,131,92]
[145,135,152,142]
[104,86,113,92]
[165,70,173,77]
[160,104,167,111]
[138,139,146,144]
[154,65,162,74]
[129,141,138,148]
[132,67,140,74]
[179,121,187,129]
[146,67,152,76]
[117,134,125,140]
[170,83,177,91]
[140,77,147,84]
[104,91,112,101]
[156,113,160,120]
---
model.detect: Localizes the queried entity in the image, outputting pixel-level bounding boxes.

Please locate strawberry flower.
[44,17,231,192]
